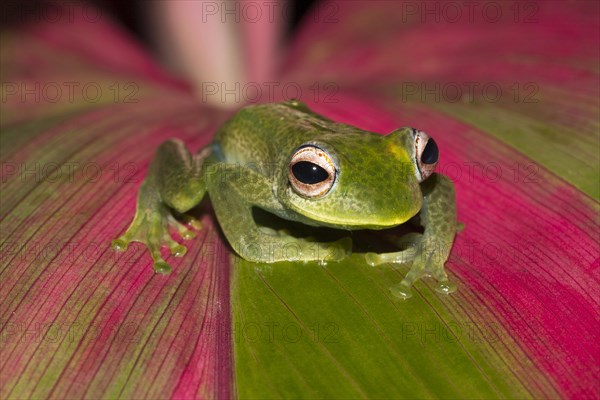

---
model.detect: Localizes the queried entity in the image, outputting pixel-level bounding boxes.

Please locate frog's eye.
[414,129,439,182]
[288,145,336,198]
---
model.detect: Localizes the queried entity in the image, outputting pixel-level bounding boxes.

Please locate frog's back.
[212,102,338,165]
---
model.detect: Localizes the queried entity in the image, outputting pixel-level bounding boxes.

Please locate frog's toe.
[147,240,175,274]
[170,244,187,257]
[169,215,198,239]
[364,249,415,266]
[435,281,456,295]
[258,226,278,235]
[182,214,203,230]
[182,230,196,240]
[390,283,413,300]
[160,235,186,257]
[365,252,381,267]
[111,237,130,252]
[429,262,456,294]
[153,260,172,274]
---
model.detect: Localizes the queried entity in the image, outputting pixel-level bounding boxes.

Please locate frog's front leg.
[205,163,351,263]
[368,174,458,299]
[112,140,208,273]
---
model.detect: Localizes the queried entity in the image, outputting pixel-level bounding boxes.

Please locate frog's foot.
[365,248,417,267]
[365,248,419,299]
[257,226,289,236]
[365,232,422,266]
[246,228,351,263]
[169,213,201,239]
[239,234,351,264]
[389,252,456,300]
[277,235,351,263]
[112,205,196,273]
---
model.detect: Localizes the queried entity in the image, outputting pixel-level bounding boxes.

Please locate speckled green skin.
[112,101,459,298]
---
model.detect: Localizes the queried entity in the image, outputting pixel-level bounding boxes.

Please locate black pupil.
[422,139,439,164]
[292,161,329,184]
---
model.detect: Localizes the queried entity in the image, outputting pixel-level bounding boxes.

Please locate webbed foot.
[112,205,200,273]
[389,247,456,299]
[365,234,455,299]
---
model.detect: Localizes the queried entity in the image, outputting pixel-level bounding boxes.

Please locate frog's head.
[277,126,439,229]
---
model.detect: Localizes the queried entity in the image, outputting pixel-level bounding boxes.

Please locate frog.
[112,100,459,299]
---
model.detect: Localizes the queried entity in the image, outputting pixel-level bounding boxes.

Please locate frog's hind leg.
[112,139,209,273]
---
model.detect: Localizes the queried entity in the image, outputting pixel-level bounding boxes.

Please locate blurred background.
[2,0,318,108]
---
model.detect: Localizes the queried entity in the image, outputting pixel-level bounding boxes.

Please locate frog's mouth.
[289,211,414,230]
[252,207,423,254]
[280,181,423,230]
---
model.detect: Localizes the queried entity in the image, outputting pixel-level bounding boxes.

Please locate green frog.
[112,101,459,299]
